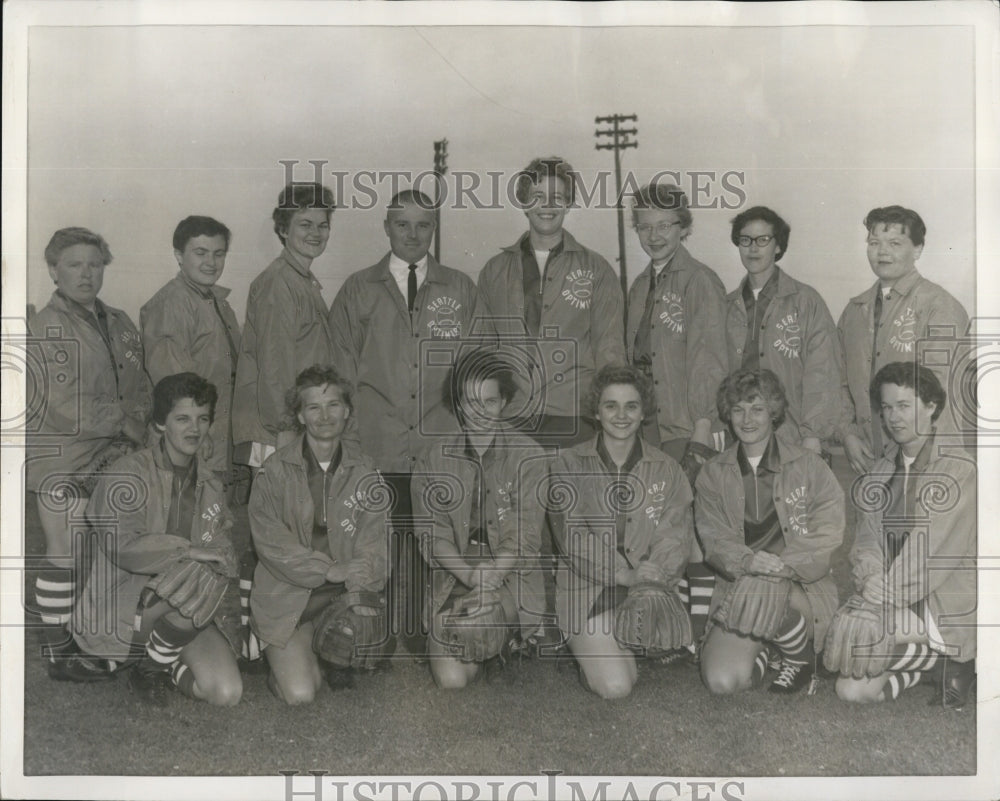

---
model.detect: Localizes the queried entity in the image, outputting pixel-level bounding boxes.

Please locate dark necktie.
[407,264,418,314]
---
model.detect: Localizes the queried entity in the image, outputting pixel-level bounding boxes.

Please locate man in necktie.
[328,189,480,656]
[837,206,969,473]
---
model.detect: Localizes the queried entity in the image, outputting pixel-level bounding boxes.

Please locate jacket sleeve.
[248,459,334,589]
[798,291,845,441]
[694,461,753,581]
[411,450,464,570]
[251,279,300,438]
[834,307,862,443]
[344,470,390,593]
[86,467,190,576]
[887,459,977,608]
[327,278,363,386]
[646,464,695,589]
[777,455,845,582]
[684,270,728,425]
[589,257,626,370]
[848,472,889,592]
[140,295,197,384]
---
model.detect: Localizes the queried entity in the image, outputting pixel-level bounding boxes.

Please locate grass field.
[18,456,976,778]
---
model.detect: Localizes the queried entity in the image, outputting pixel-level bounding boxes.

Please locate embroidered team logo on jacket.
[657,291,684,334]
[784,485,809,536]
[426,296,463,338]
[562,269,594,310]
[773,312,802,359]
[889,306,917,353]
[200,502,225,543]
[644,480,667,523]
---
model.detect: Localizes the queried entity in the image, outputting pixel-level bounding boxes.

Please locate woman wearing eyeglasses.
[723,206,844,458]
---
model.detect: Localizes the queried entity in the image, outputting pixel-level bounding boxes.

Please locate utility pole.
[595,114,637,329]
[433,139,449,263]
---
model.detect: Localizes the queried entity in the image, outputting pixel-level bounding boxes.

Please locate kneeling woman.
[549,365,695,699]
[76,373,241,706]
[696,368,844,695]
[248,366,389,705]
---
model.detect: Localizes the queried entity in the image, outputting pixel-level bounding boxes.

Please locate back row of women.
[25,155,975,711]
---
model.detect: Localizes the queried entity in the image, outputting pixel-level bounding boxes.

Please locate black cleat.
[128,666,173,707]
[47,653,116,683]
[930,658,976,710]
[768,660,813,694]
[325,667,355,692]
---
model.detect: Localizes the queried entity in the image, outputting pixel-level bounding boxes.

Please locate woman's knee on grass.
[835,675,888,704]
[701,660,754,695]
[582,664,636,700]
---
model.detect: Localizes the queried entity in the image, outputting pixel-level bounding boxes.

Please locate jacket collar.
[279,247,314,279]
[367,252,449,285]
[176,272,231,300]
[150,437,215,486]
[717,432,802,467]
[501,229,585,256]
[726,265,797,302]
[276,432,367,470]
[576,434,666,464]
[849,268,923,306]
[51,290,110,320]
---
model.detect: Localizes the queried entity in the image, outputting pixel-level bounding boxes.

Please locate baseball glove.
[679,441,716,488]
[823,594,893,679]
[312,591,389,670]
[439,587,515,663]
[713,574,791,640]
[147,558,231,628]
[614,581,692,654]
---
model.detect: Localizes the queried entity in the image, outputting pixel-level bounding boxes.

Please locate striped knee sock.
[885,670,923,700]
[685,562,715,643]
[751,648,769,687]
[141,617,199,674]
[170,661,198,699]
[239,550,261,661]
[887,642,939,673]
[35,562,76,658]
[770,607,810,665]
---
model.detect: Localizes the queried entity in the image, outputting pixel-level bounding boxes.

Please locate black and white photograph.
[2,1,998,800]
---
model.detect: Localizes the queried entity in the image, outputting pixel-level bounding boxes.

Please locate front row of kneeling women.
[72,355,976,710]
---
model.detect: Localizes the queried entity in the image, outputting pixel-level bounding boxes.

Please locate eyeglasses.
[635,221,681,237]
[737,235,775,248]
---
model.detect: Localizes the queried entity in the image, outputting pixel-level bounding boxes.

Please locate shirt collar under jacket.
[737,433,782,477]
[177,271,231,300]
[501,229,586,257]
[850,266,923,307]
[388,252,428,290]
[892,430,936,475]
[54,289,106,322]
[276,432,366,472]
[594,432,644,476]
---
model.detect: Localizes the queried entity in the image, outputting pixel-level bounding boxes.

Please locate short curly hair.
[44,227,113,269]
[864,205,926,247]
[514,156,576,206]
[152,373,218,426]
[870,361,946,423]
[729,206,790,260]
[283,365,354,432]
[442,349,518,421]
[272,182,336,245]
[586,364,656,420]
[631,180,693,233]
[717,368,787,428]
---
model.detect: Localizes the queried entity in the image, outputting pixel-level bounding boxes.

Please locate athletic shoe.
[128,666,173,706]
[47,653,116,683]
[325,666,355,692]
[768,660,813,694]
[929,658,976,710]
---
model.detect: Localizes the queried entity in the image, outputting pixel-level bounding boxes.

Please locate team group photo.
[3,4,994,797]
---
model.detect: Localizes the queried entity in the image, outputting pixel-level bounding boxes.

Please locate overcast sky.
[24,19,977,323]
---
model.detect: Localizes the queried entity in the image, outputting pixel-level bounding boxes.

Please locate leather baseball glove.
[823,594,893,679]
[439,587,515,663]
[312,591,389,670]
[713,574,791,640]
[614,581,692,654]
[147,558,231,629]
